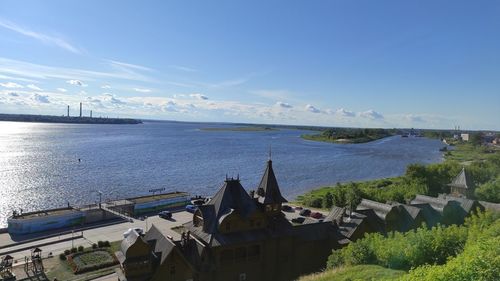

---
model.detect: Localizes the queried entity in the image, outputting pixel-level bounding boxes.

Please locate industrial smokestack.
[90,110,92,118]
[79,102,82,118]
[67,105,70,117]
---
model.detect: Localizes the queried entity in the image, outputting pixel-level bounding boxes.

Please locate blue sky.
[0,1,498,130]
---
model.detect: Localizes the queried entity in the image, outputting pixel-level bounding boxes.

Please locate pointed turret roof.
[448,167,474,189]
[198,178,257,234]
[256,160,288,204]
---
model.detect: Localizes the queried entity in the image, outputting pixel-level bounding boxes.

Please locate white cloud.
[101,84,111,89]
[190,93,208,100]
[251,89,291,100]
[0,57,154,83]
[0,82,23,88]
[336,108,355,117]
[405,114,425,123]
[107,60,153,72]
[360,109,384,120]
[31,93,50,103]
[134,88,152,93]
[305,104,321,113]
[0,18,82,54]
[102,93,126,105]
[8,92,19,97]
[57,88,67,92]
[275,101,293,108]
[26,84,43,91]
[66,79,87,87]
[169,65,197,72]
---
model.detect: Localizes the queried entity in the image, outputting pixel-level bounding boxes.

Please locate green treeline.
[302,128,395,144]
[297,143,500,207]
[326,211,499,280]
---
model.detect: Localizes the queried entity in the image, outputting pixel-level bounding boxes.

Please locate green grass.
[301,134,390,144]
[444,142,499,163]
[298,265,405,281]
[46,243,120,281]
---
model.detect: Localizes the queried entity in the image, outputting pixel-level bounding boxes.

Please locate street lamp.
[90,190,103,209]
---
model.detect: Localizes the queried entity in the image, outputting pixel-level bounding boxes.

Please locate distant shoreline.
[0,113,142,125]
[301,133,393,144]
[200,126,278,132]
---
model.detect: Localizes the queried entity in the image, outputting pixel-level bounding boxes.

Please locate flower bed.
[67,249,118,274]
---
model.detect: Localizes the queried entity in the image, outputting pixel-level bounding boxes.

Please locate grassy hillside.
[298,265,405,281]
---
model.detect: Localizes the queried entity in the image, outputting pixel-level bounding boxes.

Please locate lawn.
[298,265,405,281]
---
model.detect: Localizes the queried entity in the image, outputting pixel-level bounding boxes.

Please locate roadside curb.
[0,234,83,256]
[0,218,127,251]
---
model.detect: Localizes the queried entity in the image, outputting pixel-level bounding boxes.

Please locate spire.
[256,159,288,204]
[448,167,473,189]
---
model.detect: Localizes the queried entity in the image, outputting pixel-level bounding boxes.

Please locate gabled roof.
[199,178,257,234]
[324,206,346,225]
[438,194,484,214]
[411,195,449,213]
[356,199,396,220]
[144,225,176,264]
[448,167,474,189]
[255,160,288,204]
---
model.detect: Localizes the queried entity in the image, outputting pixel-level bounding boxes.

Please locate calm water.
[0,121,444,227]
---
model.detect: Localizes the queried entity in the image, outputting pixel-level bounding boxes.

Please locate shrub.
[78,245,84,252]
[92,243,97,249]
[71,247,77,253]
[97,241,104,248]
[59,253,67,260]
[103,241,110,247]
[64,249,71,255]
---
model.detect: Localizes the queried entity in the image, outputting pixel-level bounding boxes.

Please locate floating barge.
[7,207,85,235]
[106,191,190,216]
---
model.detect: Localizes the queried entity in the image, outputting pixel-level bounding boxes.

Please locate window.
[220,249,234,262]
[239,273,247,281]
[247,245,260,257]
[235,247,247,262]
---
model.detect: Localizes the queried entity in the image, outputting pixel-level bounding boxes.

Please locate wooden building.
[116,159,341,281]
[448,167,475,198]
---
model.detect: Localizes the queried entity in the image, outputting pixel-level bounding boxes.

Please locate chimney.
[79,102,82,118]
[90,110,92,118]
[67,105,70,117]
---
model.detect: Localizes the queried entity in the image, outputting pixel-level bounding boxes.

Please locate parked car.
[158,210,172,219]
[123,227,144,238]
[192,199,205,206]
[299,209,311,217]
[185,204,198,213]
[291,217,305,224]
[294,206,303,210]
[281,205,293,212]
[310,212,323,219]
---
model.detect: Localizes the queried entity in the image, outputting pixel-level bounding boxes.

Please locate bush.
[59,253,67,260]
[327,223,468,271]
[97,241,104,248]
[78,246,84,252]
[103,241,110,247]
[71,247,77,253]
[92,243,97,249]
[64,249,71,256]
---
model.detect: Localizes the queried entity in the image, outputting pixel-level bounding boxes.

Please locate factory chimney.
[67,105,70,117]
[79,102,82,118]
[90,110,93,118]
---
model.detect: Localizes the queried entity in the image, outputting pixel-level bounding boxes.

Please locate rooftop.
[10,207,80,220]
[128,191,189,204]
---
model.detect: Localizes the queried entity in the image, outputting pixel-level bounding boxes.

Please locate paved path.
[0,211,192,263]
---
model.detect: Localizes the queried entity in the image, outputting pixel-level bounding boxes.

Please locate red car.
[310,212,323,219]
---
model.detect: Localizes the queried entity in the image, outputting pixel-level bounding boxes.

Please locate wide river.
[0,121,444,227]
